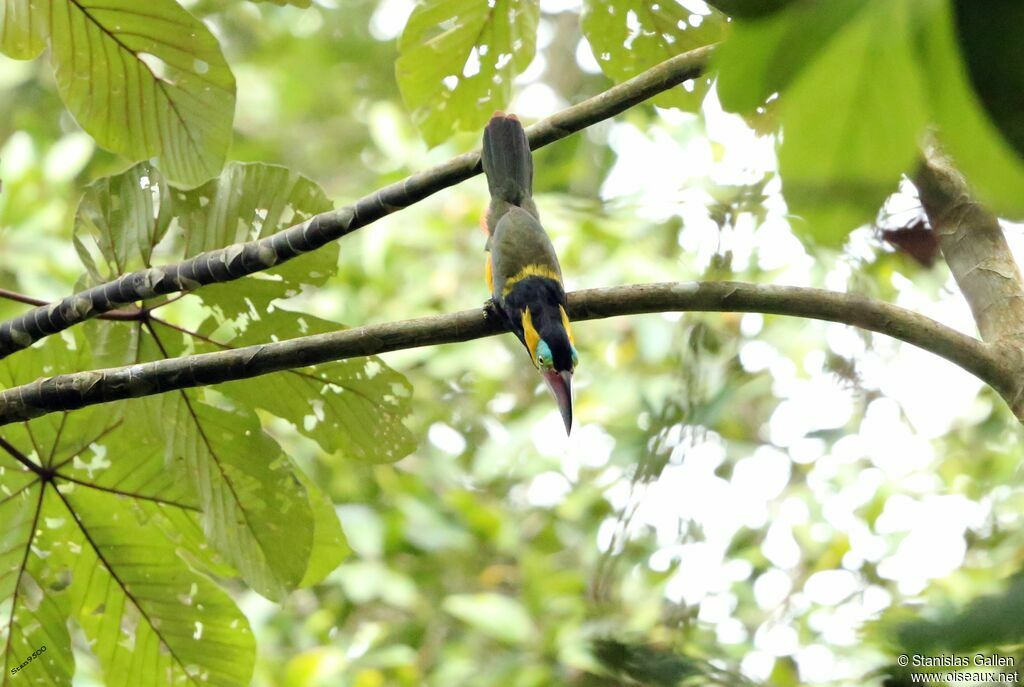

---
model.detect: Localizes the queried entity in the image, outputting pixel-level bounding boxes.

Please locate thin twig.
[0,287,142,321]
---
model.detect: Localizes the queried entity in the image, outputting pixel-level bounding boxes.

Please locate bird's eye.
[535,340,553,370]
[571,346,579,369]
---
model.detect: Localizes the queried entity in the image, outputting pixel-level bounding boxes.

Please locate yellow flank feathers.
[559,305,575,346]
[485,253,494,293]
[502,264,561,296]
[522,308,540,367]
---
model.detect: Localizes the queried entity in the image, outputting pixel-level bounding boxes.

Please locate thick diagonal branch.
[914,151,1024,413]
[0,46,713,359]
[915,153,1024,343]
[0,281,1007,425]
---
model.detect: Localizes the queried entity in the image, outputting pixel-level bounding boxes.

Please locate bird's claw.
[483,298,509,330]
[483,297,500,320]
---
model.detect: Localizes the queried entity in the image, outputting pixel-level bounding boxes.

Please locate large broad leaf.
[74,165,174,283]
[0,327,123,477]
[0,0,235,188]
[17,320,317,602]
[140,391,314,601]
[581,0,725,111]
[954,0,1024,161]
[57,488,253,687]
[74,162,338,294]
[1,482,75,686]
[177,163,337,289]
[917,0,1024,219]
[0,0,47,59]
[162,281,417,464]
[716,0,925,244]
[0,336,255,686]
[396,0,540,146]
[777,0,927,244]
[713,0,867,113]
[298,470,350,588]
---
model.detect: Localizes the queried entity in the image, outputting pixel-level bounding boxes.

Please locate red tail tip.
[490,111,519,122]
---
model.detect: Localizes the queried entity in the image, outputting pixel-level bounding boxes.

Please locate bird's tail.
[482,112,533,206]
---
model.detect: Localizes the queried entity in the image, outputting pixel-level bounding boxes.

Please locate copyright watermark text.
[9,645,46,676]
[897,653,1018,684]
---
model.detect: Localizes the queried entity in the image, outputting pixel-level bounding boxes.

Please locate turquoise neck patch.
[536,339,553,370]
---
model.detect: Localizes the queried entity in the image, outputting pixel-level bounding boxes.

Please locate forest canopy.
[2,0,1024,685]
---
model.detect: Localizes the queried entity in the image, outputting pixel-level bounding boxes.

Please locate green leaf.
[141,392,314,601]
[713,0,868,113]
[0,331,123,473]
[74,165,174,283]
[2,0,236,187]
[592,639,704,686]
[897,573,1024,652]
[1,348,255,685]
[917,0,1024,218]
[75,162,337,292]
[81,317,142,370]
[777,0,927,244]
[705,0,796,19]
[1,483,75,686]
[299,473,349,588]
[0,0,48,59]
[59,405,199,513]
[954,0,1024,160]
[581,0,725,111]
[396,0,540,146]
[68,413,242,584]
[0,435,37,499]
[158,293,417,463]
[55,487,255,687]
[442,593,536,645]
[178,163,337,289]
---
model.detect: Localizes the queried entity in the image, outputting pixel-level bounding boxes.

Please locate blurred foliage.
[580,0,724,112]
[953,0,1024,160]
[2,1,1024,687]
[397,0,540,145]
[713,0,1024,242]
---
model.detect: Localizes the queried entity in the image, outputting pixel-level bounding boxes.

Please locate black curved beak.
[543,369,573,434]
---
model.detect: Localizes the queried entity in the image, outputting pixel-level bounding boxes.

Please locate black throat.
[501,277,574,372]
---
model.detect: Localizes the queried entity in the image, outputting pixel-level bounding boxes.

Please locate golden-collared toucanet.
[482,112,578,434]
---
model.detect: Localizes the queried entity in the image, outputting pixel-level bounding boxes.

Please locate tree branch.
[915,152,1024,343]
[914,150,1024,414]
[0,281,1009,425]
[0,46,714,359]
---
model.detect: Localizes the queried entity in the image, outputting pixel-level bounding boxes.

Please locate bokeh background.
[2,1,1022,685]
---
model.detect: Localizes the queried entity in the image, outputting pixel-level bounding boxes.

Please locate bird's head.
[522,304,578,434]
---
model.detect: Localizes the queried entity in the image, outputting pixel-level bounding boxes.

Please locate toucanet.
[482,112,578,434]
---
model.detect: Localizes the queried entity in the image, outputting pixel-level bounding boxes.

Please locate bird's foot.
[483,298,509,330]
[482,297,499,320]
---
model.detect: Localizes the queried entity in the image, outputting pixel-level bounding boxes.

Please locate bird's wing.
[489,207,562,299]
